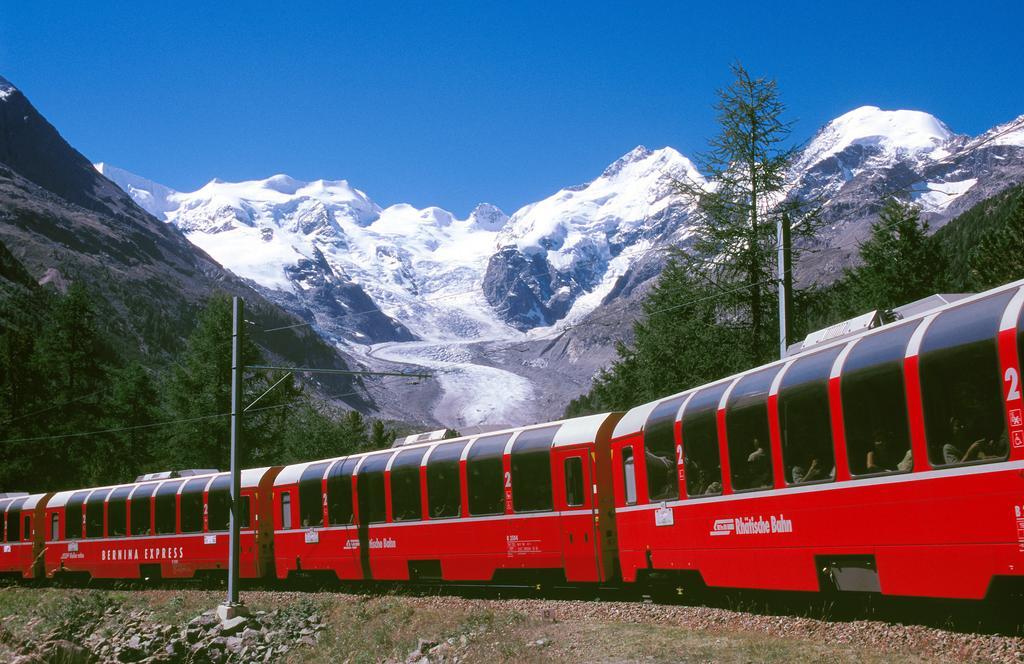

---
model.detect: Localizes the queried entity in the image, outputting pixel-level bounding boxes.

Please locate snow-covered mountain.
[96,105,1024,427]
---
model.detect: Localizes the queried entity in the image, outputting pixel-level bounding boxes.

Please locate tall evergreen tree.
[87,362,163,486]
[673,63,819,363]
[845,197,946,313]
[566,261,748,416]
[159,294,302,471]
[967,187,1024,289]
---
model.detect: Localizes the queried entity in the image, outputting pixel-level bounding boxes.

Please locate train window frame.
[64,491,89,540]
[154,480,183,535]
[51,513,59,541]
[564,456,585,507]
[644,395,687,502]
[682,383,729,497]
[426,441,466,519]
[107,486,132,537]
[466,433,511,516]
[0,500,8,541]
[85,489,111,538]
[621,445,637,505]
[6,498,26,541]
[298,462,331,528]
[919,292,1014,470]
[179,478,208,534]
[841,322,919,477]
[511,426,558,513]
[239,495,252,529]
[778,348,843,487]
[129,484,156,536]
[390,448,427,522]
[326,458,357,526]
[725,366,781,492]
[356,453,391,524]
[206,475,231,531]
[281,491,292,530]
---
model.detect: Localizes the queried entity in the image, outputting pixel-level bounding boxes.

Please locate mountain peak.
[0,75,17,100]
[600,145,653,178]
[800,106,954,169]
[261,173,304,194]
[468,203,508,231]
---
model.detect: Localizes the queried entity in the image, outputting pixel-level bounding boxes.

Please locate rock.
[225,636,243,653]
[218,616,248,636]
[41,640,92,664]
[191,613,219,629]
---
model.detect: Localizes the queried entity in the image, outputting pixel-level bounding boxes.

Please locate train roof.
[613,278,1024,440]
[275,412,620,487]
[47,467,275,509]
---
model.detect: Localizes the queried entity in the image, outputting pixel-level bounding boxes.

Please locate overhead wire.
[0,376,410,446]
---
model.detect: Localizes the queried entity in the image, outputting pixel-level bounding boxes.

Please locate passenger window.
[622,446,637,505]
[726,367,780,491]
[644,396,686,501]
[921,292,1014,467]
[154,481,183,535]
[564,457,585,507]
[6,500,25,541]
[511,427,558,513]
[65,491,89,539]
[391,448,426,521]
[23,516,30,541]
[426,441,466,519]
[298,462,330,527]
[239,496,251,529]
[0,500,8,541]
[51,513,59,541]
[467,434,511,516]
[280,492,292,529]
[179,478,207,533]
[356,454,390,524]
[86,489,110,538]
[130,484,156,536]
[682,383,729,496]
[842,323,918,475]
[206,476,231,531]
[326,458,357,525]
[779,348,842,485]
[107,487,131,537]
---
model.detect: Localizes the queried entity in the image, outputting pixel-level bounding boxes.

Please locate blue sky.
[2,1,1022,216]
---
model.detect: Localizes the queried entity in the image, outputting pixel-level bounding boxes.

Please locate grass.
[0,586,963,663]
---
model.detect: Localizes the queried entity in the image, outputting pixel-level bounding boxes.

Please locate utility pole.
[219,296,245,620]
[777,212,793,359]
[216,298,431,622]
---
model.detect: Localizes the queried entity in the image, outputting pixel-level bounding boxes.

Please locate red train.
[4,278,1024,601]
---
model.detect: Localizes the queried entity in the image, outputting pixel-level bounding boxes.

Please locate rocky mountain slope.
[100,105,1024,427]
[0,75,370,410]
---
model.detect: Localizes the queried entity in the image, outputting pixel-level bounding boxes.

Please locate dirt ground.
[0,586,1020,663]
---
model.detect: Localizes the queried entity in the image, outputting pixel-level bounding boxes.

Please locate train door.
[558,450,600,582]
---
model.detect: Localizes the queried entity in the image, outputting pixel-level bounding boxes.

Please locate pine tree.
[967,188,1024,289]
[845,197,946,312]
[159,294,302,471]
[673,63,819,363]
[87,362,162,485]
[565,260,749,416]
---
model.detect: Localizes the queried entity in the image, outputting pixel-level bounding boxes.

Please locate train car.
[273,412,623,585]
[0,492,52,579]
[610,280,1024,600]
[43,468,280,581]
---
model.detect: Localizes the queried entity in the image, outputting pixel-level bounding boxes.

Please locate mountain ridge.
[95,105,1024,427]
